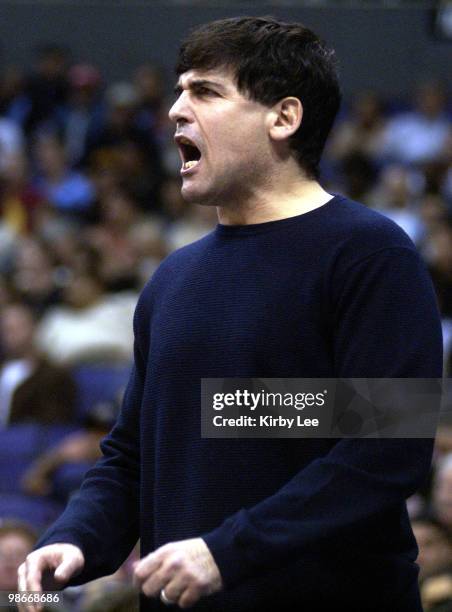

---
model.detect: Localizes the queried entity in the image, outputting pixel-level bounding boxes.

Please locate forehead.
[176,68,237,90]
[0,532,32,549]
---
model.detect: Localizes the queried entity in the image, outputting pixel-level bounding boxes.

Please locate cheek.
[212,117,265,155]
[213,139,265,173]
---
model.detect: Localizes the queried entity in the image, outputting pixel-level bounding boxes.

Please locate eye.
[196,86,216,98]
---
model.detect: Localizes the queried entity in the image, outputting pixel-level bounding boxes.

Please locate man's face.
[169,68,272,206]
[0,533,33,590]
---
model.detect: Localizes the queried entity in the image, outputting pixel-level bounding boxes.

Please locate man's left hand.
[133,537,223,608]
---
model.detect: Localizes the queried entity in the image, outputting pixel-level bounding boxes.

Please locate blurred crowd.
[0,43,451,610]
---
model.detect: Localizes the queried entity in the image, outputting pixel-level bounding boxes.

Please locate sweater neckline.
[214,194,344,237]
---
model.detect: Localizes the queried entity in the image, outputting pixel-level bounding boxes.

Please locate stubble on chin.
[180,161,263,208]
[180,179,221,208]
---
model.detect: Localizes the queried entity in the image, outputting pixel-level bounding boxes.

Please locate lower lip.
[181,160,201,176]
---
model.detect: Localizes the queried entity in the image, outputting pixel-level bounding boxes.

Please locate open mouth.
[176,136,202,171]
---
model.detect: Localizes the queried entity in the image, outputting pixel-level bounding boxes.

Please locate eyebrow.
[173,79,228,96]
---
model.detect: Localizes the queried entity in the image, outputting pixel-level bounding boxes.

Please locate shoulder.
[318,196,430,298]
[325,195,416,257]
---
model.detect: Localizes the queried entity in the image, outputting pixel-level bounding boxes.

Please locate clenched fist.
[133,538,223,608]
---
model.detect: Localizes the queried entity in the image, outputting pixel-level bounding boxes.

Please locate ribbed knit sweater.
[37,195,443,611]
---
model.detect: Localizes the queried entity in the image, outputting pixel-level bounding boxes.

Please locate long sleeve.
[203,245,443,588]
[34,298,148,584]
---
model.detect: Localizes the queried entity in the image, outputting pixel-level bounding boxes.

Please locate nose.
[168,91,192,124]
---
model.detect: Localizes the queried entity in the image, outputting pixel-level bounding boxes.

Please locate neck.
[216,172,333,226]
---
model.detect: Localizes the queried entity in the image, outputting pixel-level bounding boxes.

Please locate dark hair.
[176,16,342,179]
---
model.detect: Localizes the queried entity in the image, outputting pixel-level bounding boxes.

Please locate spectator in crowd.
[368,164,425,245]
[10,237,62,317]
[327,90,387,162]
[336,152,378,204]
[85,186,148,292]
[84,81,163,210]
[33,132,95,220]
[160,173,188,222]
[434,423,452,464]
[90,164,121,206]
[0,65,30,127]
[164,199,217,252]
[422,575,452,612]
[0,112,24,175]
[423,161,450,201]
[413,514,452,582]
[23,44,70,136]
[0,152,43,236]
[36,266,137,364]
[427,221,452,319]
[420,194,450,238]
[0,302,76,426]
[21,395,121,503]
[442,136,452,210]
[433,454,452,533]
[63,63,105,168]
[415,460,452,611]
[133,63,166,143]
[160,174,216,250]
[127,219,168,286]
[0,278,16,310]
[0,521,36,591]
[21,421,106,498]
[382,80,451,166]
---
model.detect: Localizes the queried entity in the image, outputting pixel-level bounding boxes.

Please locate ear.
[267,97,303,142]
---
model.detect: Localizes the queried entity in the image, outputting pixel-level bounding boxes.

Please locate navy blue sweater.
[38,196,443,611]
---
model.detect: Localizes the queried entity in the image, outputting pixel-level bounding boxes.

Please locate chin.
[181,183,216,206]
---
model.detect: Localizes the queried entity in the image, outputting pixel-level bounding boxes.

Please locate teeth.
[183,160,199,169]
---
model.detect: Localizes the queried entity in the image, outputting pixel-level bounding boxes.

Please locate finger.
[162,572,190,606]
[18,559,34,595]
[178,585,202,609]
[141,565,172,598]
[17,565,35,612]
[22,562,44,612]
[133,552,162,587]
[54,556,80,582]
[24,558,44,594]
[18,562,27,591]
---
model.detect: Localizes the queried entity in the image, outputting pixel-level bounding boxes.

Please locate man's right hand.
[17,543,84,612]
